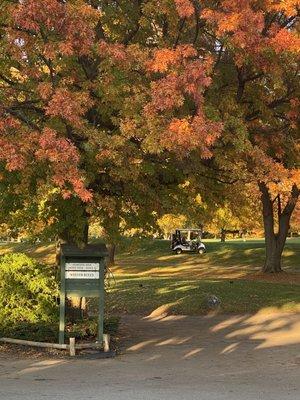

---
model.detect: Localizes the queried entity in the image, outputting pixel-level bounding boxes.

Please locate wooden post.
[69,337,76,357]
[98,259,105,344]
[103,334,110,352]
[59,255,66,345]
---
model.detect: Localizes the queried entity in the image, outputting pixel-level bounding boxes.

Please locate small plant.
[0,253,59,329]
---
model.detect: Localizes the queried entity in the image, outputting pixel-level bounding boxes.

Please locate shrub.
[0,253,58,328]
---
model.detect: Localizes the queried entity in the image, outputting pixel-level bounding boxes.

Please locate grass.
[1,237,300,316]
[114,237,300,279]
[107,237,300,315]
[106,276,300,316]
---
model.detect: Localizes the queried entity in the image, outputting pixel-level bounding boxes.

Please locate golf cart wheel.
[175,248,182,255]
[198,248,205,254]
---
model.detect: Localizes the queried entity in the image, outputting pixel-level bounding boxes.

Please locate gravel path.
[1,312,299,400]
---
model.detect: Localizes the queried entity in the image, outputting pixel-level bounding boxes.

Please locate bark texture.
[259,182,299,273]
[108,243,116,266]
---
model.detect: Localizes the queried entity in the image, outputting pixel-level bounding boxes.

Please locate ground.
[108,237,300,315]
[1,237,300,315]
[0,238,300,399]
[0,312,299,400]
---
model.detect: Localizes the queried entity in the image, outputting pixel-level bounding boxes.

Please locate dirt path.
[1,312,300,400]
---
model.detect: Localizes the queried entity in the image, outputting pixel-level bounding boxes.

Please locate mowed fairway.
[107,238,300,316]
[1,238,300,316]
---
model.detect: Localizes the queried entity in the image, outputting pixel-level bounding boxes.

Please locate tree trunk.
[108,243,116,266]
[263,234,285,273]
[220,229,226,242]
[259,182,299,273]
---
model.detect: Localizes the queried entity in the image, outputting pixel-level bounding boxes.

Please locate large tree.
[134,0,300,272]
[0,1,299,274]
[0,0,194,246]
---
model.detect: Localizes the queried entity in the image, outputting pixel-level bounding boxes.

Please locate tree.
[200,0,300,272]
[157,214,188,239]
[136,0,299,272]
[0,1,193,246]
[0,1,299,275]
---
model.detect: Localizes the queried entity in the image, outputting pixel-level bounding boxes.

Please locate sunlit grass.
[106,276,300,315]
[1,237,299,315]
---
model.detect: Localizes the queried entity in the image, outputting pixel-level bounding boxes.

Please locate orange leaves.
[203,0,265,60]
[147,45,197,73]
[203,0,264,36]
[181,59,212,100]
[12,0,99,57]
[45,88,92,128]
[202,0,300,67]
[61,2,99,57]
[270,28,300,54]
[38,83,53,101]
[268,0,300,16]
[145,75,184,113]
[162,116,222,156]
[13,0,66,33]
[98,41,128,63]
[0,117,27,171]
[146,45,212,114]
[144,44,221,158]
[36,128,92,202]
[0,139,26,171]
[0,116,91,201]
[174,0,195,18]
[287,98,300,126]
[147,48,181,73]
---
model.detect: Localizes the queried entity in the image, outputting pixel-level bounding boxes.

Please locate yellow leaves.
[157,214,187,236]
[10,67,26,83]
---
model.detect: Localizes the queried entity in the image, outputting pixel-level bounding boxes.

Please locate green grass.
[116,237,300,276]
[106,276,300,316]
[106,237,300,315]
[1,237,300,316]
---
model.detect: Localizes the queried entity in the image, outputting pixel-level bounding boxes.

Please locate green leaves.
[0,253,58,327]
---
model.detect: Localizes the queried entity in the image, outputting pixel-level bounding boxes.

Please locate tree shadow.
[113,238,300,280]
[121,311,300,367]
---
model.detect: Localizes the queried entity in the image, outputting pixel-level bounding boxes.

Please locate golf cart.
[171,229,206,255]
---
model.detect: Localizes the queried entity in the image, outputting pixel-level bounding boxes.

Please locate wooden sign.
[66,263,100,271]
[65,271,99,279]
[59,244,108,345]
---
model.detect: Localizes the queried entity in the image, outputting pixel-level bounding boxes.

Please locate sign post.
[59,244,108,345]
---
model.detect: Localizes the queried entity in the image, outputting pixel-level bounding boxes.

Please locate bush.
[66,316,120,340]
[0,317,120,342]
[0,253,58,328]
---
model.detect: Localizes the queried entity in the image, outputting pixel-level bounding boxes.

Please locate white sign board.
[65,271,99,280]
[66,263,99,271]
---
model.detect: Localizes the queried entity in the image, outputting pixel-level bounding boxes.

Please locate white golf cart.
[171,229,206,255]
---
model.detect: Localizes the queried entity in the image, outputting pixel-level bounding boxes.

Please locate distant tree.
[157,214,188,239]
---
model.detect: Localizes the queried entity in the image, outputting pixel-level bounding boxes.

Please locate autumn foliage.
[0,1,299,259]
